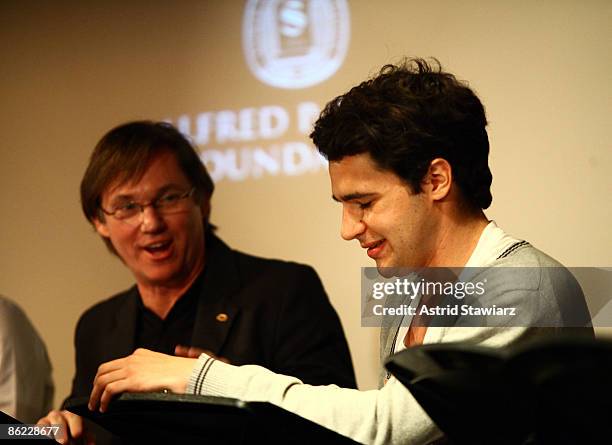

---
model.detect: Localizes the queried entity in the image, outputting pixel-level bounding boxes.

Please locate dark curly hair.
[310,58,492,210]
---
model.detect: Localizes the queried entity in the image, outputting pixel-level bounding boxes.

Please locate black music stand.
[385,337,612,445]
[66,393,360,444]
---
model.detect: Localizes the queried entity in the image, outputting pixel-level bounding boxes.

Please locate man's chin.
[375,259,398,278]
[375,258,413,279]
[137,267,181,287]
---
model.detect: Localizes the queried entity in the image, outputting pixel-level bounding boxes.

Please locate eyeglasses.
[100,188,196,223]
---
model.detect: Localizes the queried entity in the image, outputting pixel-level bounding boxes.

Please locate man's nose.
[139,205,166,233]
[340,207,365,241]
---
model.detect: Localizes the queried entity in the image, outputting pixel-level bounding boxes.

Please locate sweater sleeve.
[185,324,551,445]
[186,354,442,445]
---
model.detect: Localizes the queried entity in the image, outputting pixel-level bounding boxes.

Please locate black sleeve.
[269,265,357,388]
[61,308,123,445]
[62,313,93,407]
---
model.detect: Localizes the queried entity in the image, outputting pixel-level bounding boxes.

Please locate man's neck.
[427,211,489,268]
[137,261,204,320]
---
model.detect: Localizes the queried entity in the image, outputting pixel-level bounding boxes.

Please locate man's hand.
[174,345,230,363]
[37,410,92,444]
[88,348,196,413]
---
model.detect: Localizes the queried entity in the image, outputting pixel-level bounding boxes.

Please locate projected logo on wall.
[243,0,350,89]
[174,102,326,183]
[170,0,351,183]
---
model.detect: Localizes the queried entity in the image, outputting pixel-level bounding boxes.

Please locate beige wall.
[1,0,610,407]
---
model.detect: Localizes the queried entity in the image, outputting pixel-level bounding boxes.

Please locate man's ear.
[93,217,111,238]
[422,158,452,201]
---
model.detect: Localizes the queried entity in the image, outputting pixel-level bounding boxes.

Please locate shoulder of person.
[233,248,318,278]
[215,235,321,285]
[495,242,564,268]
[76,286,136,329]
[0,295,38,340]
[484,242,577,294]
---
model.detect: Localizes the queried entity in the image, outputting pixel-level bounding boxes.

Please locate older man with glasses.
[37,121,355,444]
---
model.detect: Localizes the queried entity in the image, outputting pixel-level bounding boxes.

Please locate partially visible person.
[0,295,54,423]
[86,59,592,445]
[37,121,355,444]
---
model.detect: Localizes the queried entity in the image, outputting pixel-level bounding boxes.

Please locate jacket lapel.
[381,291,420,360]
[109,287,139,359]
[190,234,241,355]
[379,291,422,387]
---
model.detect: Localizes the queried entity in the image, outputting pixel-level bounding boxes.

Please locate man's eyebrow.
[108,193,134,203]
[108,184,184,202]
[332,192,376,202]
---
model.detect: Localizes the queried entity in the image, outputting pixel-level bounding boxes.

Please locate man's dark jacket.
[67,234,356,404]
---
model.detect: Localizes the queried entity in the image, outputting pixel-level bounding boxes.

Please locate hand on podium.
[88,348,196,413]
[37,409,94,445]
